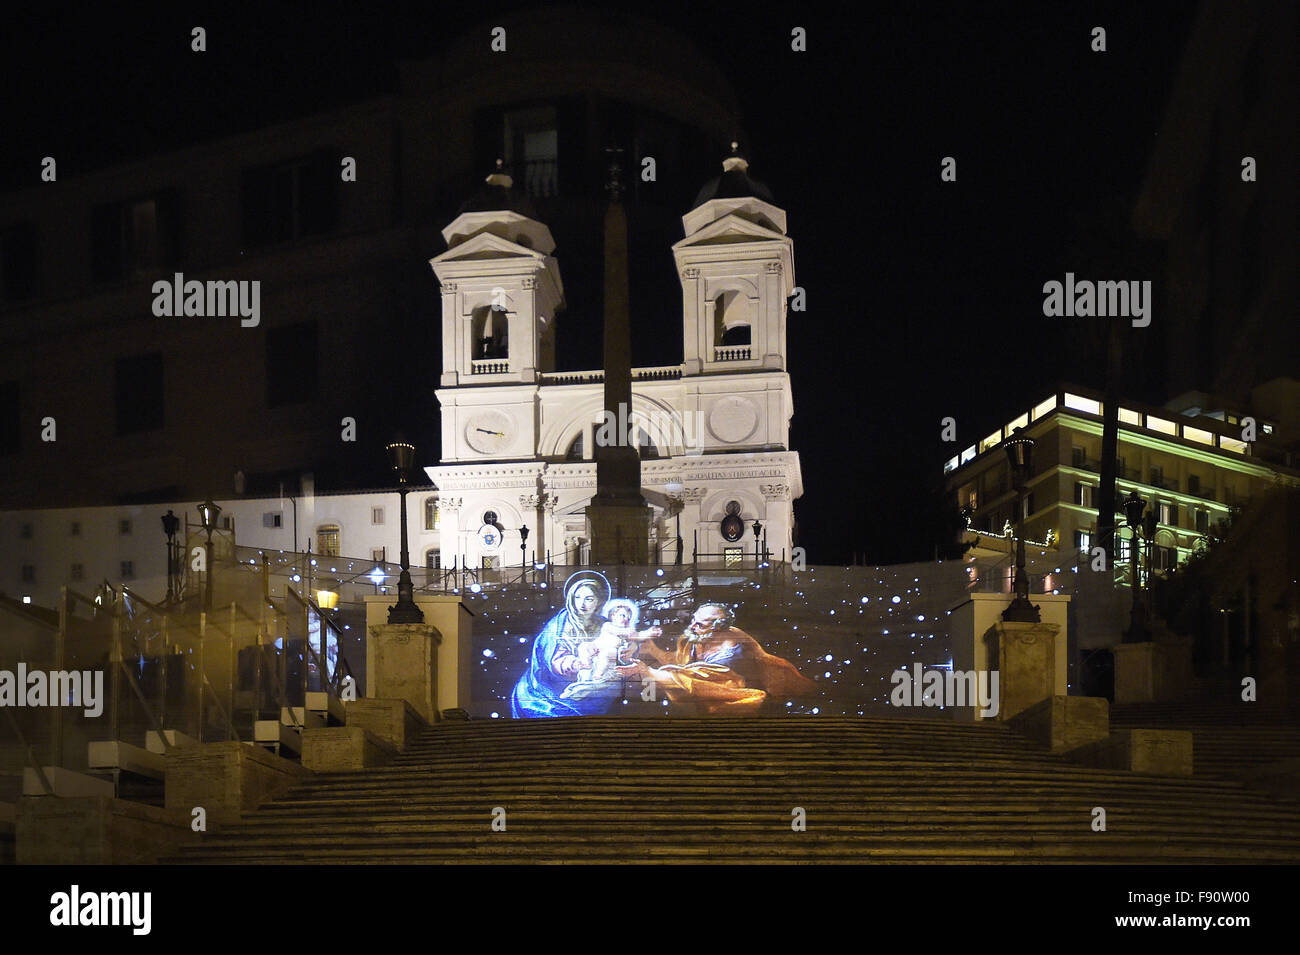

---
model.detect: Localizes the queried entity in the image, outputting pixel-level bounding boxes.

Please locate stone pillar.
[1113,635,1193,703]
[365,595,472,716]
[366,622,441,724]
[986,620,1061,721]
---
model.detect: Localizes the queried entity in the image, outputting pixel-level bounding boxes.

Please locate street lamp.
[752,519,763,566]
[520,524,530,582]
[1001,428,1041,623]
[1122,490,1150,643]
[385,440,425,624]
[196,500,221,611]
[161,509,180,604]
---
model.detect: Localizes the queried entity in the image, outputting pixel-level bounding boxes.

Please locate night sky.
[2,1,1199,564]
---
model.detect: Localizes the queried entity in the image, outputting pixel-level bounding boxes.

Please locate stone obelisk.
[586,149,650,565]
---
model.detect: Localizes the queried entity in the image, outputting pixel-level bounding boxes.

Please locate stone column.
[1113,633,1194,703]
[985,620,1061,720]
[366,622,442,724]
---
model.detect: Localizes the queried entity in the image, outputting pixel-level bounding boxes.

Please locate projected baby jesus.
[633,603,818,714]
[580,601,661,683]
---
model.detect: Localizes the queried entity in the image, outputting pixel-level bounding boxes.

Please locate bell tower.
[673,143,794,376]
[430,161,565,387]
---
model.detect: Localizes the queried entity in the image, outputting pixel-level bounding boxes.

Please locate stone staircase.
[169,716,1300,863]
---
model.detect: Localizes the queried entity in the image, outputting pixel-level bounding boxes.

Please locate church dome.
[690,142,774,209]
[456,160,540,219]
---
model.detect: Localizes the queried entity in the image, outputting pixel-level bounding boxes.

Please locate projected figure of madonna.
[511,571,639,718]
[635,603,817,714]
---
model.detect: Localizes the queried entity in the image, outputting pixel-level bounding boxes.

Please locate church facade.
[425,151,803,571]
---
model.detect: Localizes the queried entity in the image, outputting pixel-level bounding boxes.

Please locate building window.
[1022,493,1035,520]
[424,498,440,531]
[19,522,32,539]
[265,321,319,407]
[1195,510,1209,534]
[503,106,559,198]
[1074,483,1093,508]
[1118,535,1131,562]
[724,547,744,567]
[1115,455,1127,479]
[120,561,134,579]
[1149,465,1163,487]
[20,564,35,582]
[1187,473,1200,496]
[69,521,81,536]
[1,221,38,303]
[371,507,385,525]
[239,150,340,248]
[317,525,340,557]
[263,512,283,528]
[70,563,84,582]
[483,511,498,526]
[1071,446,1086,468]
[0,380,18,455]
[119,519,132,535]
[114,352,165,435]
[565,433,584,461]
[1158,502,1176,526]
[1074,531,1090,551]
[91,193,179,282]
[425,550,440,570]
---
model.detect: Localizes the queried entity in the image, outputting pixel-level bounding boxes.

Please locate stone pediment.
[672,213,787,253]
[430,230,548,266]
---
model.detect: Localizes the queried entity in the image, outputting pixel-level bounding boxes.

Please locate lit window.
[979,430,1001,454]
[1220,436,1248,454]
[1063,393,1101,415]
[960,445,976,465]
[317,525,340,557]
[1074,531,1091,551]
[1031,396,1057,421]
[1118,407,1143,426]
[1184,425,1213,445]
[1004,413,1028,434]
[424,498,440,531]
[1146,416,1177,435]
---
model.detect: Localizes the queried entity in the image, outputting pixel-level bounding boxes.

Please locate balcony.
[471,359,509,375]
[714,345,751,362]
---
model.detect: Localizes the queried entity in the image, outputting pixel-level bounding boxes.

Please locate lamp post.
[161,509,180,604]
[196,500,221,611]
[1001,428,1041,623]
[1122,490,1150,643]
[752,519,763,566]
[520,524,529,583]
[385,440,425,624]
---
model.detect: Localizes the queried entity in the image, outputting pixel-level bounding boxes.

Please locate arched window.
[713,291,754,354]
[317,524,340,557]
[565,432,584,461]
[472,306,509,359]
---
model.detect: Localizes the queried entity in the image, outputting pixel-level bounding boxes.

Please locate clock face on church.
[464,410,512,454]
